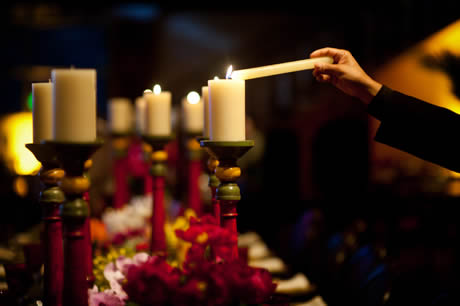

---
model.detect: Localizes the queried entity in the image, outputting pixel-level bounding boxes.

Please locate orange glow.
[370,19,460,177]
[0,112,41,175]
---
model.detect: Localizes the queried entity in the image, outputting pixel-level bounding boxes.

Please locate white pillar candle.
[182,91,203,134]
[135,96,146,134]
[52,68,97,142]
[231,56,333,80]
[108,97,133,134]
[208,68,245,141]
[32,81,53,143]
[144,85,171,136]
[202,86,210,138]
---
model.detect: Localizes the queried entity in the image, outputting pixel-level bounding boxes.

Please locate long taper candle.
[231,56,333,80]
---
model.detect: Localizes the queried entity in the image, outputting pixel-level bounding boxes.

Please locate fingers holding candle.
[310,47,382,105]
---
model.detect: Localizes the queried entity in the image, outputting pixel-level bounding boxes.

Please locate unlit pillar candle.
[202,86,210,138]
[135,96,146,135]
[108,97,133,134]
[32,81,53,143]
[52,68,97,142]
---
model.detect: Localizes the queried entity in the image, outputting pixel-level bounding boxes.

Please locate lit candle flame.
[226,65,233,79]
[214,76,219,80]
[187,91,200,104]
[153,84,162,95]
[143,89,152,95]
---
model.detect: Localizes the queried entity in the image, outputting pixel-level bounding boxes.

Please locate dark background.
[1,1,460,305]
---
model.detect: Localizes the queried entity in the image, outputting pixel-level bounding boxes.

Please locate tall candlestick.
[144,85,171,136]
[108,97,133,134]
[202,86,210,138]
[231,56,333,80]
[208,70,245,141]
[182,91,204,134]
[135,96,147,135]
[32,81,53,144]
[52,68,97,142]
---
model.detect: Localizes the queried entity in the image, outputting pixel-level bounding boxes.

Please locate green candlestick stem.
[46,140,103,306]
[25,143,66,306]
[142,135,174,255]
[200,140,254,260]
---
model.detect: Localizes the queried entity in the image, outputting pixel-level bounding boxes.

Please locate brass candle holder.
[142,135,174,255]
[25,143,65,306]
[46,140,103,306]
[200,140,254,260]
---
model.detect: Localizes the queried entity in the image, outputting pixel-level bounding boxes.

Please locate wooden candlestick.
[200,140,254,260]
[142,135,173,255]
[187,135,203,216]
[199,136,221,224]
[25,143,65,306]
[141,140,153,195]
[83,158,94,288]
[207,156,221,225]
[46,140,102,306]
[111,133,132,209]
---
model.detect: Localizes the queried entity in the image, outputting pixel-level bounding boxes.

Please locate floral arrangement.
[89,214,277,306]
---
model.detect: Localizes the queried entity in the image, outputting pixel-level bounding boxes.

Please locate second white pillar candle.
[144,89,172,136]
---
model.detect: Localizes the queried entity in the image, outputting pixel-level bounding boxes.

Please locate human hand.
[310,47,382,105]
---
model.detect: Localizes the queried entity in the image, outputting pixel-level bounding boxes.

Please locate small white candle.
[108,97,133,134]
[208,66,245,141]
[52,68,97,142]
[182,91,203,134]
[144,84,171,136]
[32,81,53,143]
[202,86,210,138]
[231,56,333,80]
[135,96,146,134]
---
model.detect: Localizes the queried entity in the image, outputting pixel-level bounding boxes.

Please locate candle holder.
[187,133,204,216]
[83,158,94,288]
[46,140,103,306]
[25,143,65,306]
[110,132,132,209]
[200,140,254,260]
[198,137,221,224]
[142,135,174,255]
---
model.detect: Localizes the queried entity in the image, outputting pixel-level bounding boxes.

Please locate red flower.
[225,261,277,304]
[123,255,181,305]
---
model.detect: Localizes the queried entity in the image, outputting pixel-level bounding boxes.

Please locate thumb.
[314,63,343,76]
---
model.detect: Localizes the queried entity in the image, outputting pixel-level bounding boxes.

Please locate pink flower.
[88,285,125,306]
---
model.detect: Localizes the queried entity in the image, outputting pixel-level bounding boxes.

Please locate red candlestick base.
[63,220,88,306]
[188,159,202,216]
[42,201,64,306]
[211,187,220,226]
[221,199,239,260]
[113,157,130,209]
[151,175,166,253]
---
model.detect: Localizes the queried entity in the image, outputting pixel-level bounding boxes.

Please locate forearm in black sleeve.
[367,85,460,173]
